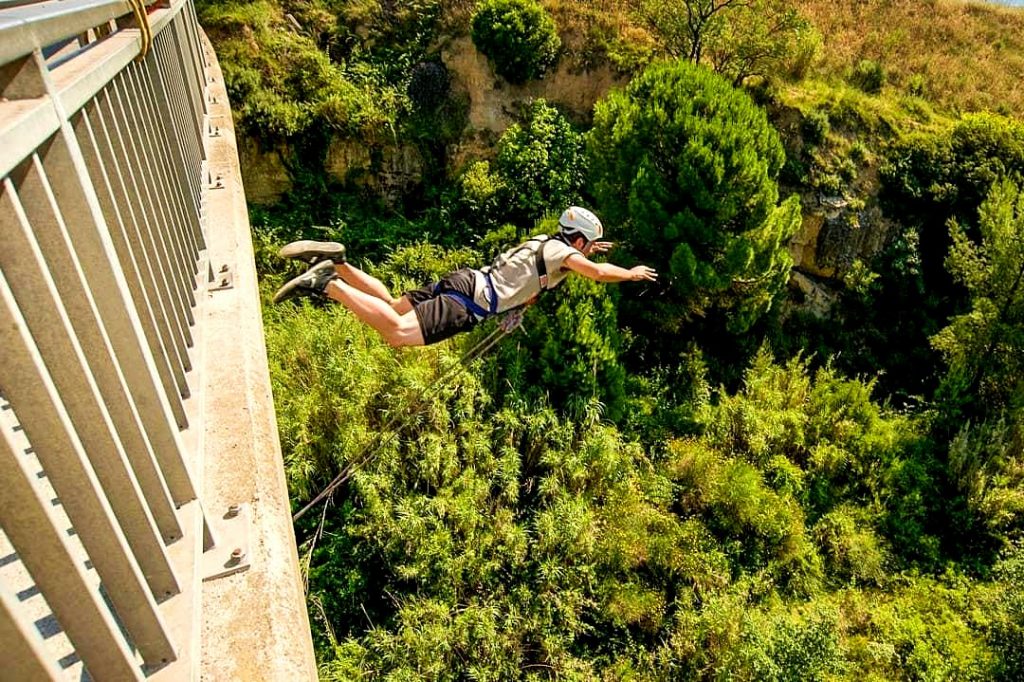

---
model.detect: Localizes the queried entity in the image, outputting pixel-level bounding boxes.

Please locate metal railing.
[0,0,227,678]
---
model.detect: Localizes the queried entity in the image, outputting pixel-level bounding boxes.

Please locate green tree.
[931,178,1024,411]
[471,0,561,84]
[637,0,814,85]
[588,60,800,333]
[446,100,586,234]
[494,99,587,227]
[637,0,739,64]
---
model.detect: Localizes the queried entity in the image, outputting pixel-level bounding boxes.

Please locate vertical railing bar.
[113,70,197,326]
[99,85,196,388]
[177,8,208,135]
[88,96,191,422]
[94,89,194,414]
[123,63,196,287]
[179,10,209,207]
[155,32,203,229]
[134,58,200,266]
[165,16,206,206]
[0,583,63,681]
[41,99,198,502]
[0,231,177,668]
[162,14,202,157]
[171,11,206,154]
[72,107,192,532]
[151,35,202,242]
[103,74,194,330]
[6,158,181,600]
[43,105,197,504]
[131,53,199,261]
[0,420,146,682]
[153,31,197,184]
[107,74,197,337]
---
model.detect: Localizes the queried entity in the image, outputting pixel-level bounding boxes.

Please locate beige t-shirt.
[473,236,581,313]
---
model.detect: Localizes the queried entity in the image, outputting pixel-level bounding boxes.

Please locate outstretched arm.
[563,253,658,283]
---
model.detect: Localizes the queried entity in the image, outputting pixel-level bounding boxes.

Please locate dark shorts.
[404,269,479,345]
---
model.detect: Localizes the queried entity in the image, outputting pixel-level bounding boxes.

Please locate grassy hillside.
[797,0,1024,117]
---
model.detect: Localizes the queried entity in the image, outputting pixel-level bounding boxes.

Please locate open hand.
[630,265,658,282]
[584,241,614,256]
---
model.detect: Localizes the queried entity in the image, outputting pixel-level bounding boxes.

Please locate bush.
[850,58,885,94]
[471,0,561,84]
[882,113,1024,229]
[494,100,587,226]
[907,73,927,97]
[447,100,586,234]
[588,60,800,333]
[445,161,507,238]
[802,108,831,145]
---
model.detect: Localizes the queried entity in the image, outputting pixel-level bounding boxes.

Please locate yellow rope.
[128,0,153,62]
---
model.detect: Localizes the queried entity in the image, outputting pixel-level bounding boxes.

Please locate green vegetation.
[471,0,561,84]
[637,0,816,85]
[201,0,1024,677]
[588,61,801,334]
[932,178,1024,415]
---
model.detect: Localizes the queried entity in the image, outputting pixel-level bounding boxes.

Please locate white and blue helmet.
[558,206,603,242]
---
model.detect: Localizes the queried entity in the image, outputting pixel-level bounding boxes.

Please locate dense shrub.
[588,60,801,333]
[850,58,885,94]
[802,108,831,145]
[471,0,561,84]
[484,267,628,421]
[446,100,586,234]
[444,161,507,238]
[201,4,399,141]
[882,113,1024,230]
[494,100,587,226]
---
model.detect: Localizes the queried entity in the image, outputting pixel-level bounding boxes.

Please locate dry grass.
[795,0,1024,117]
[538,0,1024,116]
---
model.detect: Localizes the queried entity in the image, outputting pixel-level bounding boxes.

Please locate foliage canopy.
[471,0,561,84]
[588,59,800,332]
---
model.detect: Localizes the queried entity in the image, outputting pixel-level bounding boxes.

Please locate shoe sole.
[279,240,345,264]
[272,260,336,304]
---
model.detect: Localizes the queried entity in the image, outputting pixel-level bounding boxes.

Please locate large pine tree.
[588,60,800,333]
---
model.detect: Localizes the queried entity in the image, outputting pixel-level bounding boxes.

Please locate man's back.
[476,235,580,313]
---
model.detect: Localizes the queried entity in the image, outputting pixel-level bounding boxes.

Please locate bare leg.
[325,280,424,347]
[334,262,398,304]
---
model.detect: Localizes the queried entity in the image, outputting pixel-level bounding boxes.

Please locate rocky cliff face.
[239,36,625,206]
[773,103,897,316]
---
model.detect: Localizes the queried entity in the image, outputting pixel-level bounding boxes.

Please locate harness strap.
[485,235,556,292]
[434,271,498,320]
[535,237,550,290]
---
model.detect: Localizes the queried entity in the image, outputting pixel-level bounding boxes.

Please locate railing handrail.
[0,0,157,64]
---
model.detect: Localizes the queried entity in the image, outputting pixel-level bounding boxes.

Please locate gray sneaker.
[272,260,338,304]
[278,240,346,265]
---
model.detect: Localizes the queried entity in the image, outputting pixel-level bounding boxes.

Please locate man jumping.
[272,206,658,347]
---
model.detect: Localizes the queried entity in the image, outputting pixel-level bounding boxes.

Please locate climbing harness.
[291,311,525,523]
[434,270,499,320]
